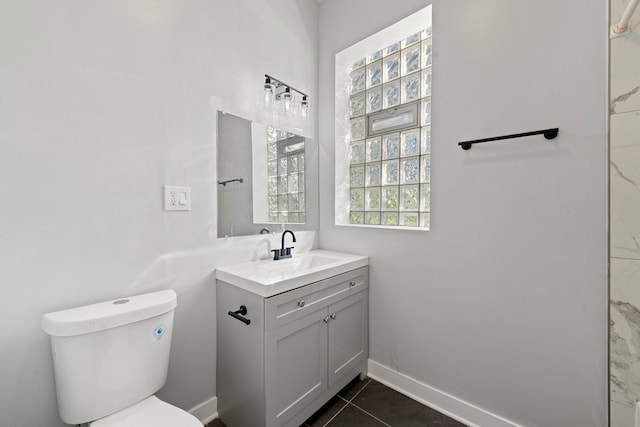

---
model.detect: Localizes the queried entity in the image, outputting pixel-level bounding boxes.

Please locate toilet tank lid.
[41,290,177,337]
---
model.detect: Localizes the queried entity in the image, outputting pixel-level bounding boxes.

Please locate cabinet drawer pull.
[323,316,330,323]
[297,300,306,308]
[330,313,337,320]
[349,280,357,287]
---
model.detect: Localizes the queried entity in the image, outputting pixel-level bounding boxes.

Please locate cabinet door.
[327,290,368,388]
[265,308,328,427]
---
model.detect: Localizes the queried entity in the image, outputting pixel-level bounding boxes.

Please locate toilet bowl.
[90,396,202,427]
[42,290,203,427]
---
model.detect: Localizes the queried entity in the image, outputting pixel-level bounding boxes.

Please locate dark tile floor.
[206,377,467,427]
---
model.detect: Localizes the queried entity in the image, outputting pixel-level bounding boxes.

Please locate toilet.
[41,289,203,427]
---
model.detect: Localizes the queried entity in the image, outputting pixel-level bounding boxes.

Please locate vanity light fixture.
[263,74,310,120]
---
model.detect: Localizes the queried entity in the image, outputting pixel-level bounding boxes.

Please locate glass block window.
[266,126,305,224]
[346,26,432,229]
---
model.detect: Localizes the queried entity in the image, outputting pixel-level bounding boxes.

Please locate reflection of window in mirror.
[335,5,432,230]
[265,125,306,224]
[251,122,307,226]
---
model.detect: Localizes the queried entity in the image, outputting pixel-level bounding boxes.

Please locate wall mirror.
[216,111,318,238]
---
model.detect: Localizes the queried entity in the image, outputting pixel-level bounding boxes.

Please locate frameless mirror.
[216,111,318,238]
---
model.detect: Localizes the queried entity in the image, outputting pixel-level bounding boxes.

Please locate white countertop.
[215,250,369,297]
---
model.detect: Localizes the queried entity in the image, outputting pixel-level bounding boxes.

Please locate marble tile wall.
[610,1,640,426]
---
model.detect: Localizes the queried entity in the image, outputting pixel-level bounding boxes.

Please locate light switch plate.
[164,185,191,211]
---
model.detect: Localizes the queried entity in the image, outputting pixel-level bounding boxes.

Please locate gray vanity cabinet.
[217,266,369,427]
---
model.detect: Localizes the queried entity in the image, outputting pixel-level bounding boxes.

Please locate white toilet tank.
[41,290,177,425]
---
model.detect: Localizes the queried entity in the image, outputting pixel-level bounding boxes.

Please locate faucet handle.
[284,247,294,256]
[271,249,281,260]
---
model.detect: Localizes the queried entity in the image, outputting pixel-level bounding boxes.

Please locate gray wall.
[318,1,608,427]
[0,1,318,426]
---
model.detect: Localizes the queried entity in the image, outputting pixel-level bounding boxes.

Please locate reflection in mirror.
[252,122,306,224]
[216,111,317,238]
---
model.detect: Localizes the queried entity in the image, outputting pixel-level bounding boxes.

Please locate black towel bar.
[458,128,559,150]
[218,178,244,186]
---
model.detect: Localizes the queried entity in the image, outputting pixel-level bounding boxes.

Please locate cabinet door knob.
[330,313,337,320]
[349,280,356,287]
[298,300,306,307]
[323,316,330,323]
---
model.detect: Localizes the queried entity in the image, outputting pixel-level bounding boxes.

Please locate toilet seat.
[90,395,203,427]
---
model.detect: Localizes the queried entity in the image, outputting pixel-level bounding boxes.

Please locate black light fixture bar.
[265,74,308,99]
[458,128,559,151]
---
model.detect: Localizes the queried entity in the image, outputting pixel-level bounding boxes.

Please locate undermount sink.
[215,250,369,297]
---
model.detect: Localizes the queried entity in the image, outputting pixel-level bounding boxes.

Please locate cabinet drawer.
[264,267,368,332]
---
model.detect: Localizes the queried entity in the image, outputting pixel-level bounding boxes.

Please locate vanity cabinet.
[217,266,368,427]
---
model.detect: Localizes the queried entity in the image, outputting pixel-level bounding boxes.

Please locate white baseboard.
[189,395,218,424]
[189,362,524,426]
[367,359,525,427]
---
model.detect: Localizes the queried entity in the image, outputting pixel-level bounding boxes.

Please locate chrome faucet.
[272,230,296,260]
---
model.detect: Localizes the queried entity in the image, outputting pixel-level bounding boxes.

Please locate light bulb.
[264,78,275,108]
[282,87,293,114]
[300,96,310,120]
